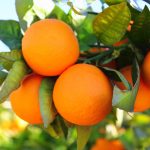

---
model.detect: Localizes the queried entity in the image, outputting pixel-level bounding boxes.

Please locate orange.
[115,66,150,112]
[22,19,79,76]
[10,74,43,124]
[91,139,125,150]
[110,140,125,150]
[142,51,150,85]
[53,64,113,126]
[91,138,110,150]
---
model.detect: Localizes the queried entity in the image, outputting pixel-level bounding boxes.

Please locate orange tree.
[0,0,150,150]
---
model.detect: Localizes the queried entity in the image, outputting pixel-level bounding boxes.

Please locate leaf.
[15,0,34,31]
[0,60,29,103]
[128,6,150,49]
[44,116,68,139]
[77,126,92,150]
[77,14,97,51]
[112,59,140,111]
[0,20,23,50]
[102,67,132,90]
[39,77,56,128]
[32,0,55,19]
[0,70,7,85]
[105,0,126,5]
[93,2,131,45]
[48,5,71,25]
[0,50,22,70]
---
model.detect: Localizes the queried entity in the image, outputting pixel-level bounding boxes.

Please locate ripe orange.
[53,64,113,126]
[91,139,125,150]
[142,51,150,85]
[115,66,150,112]
[91,138,110,150]
[22,19,79,76]
[110,140,125,150]
[10,74,43,124]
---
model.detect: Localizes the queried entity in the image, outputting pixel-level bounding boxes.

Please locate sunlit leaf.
[93,2,131,45]
[39,77,56,128]
[15,0,38,31]
[105,0,126,5]
[0,60,29,103]
[0,20,22,50]
[77,125,92,150]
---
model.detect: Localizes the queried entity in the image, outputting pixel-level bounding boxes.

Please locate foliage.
[0,0,150,150]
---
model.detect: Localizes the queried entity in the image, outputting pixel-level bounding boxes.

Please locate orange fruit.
[10,74,43,124]
[91,139,125,150]
[53,64,113,126]
[22,19,79,76]
[115,66,150,112]
[91,138,110,150]
[142,51,150,85]
[110,140,125,150]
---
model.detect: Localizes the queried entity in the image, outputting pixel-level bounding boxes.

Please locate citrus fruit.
[115,66,150,112]
[22,19,79,76]
[142,51,150,85]
[91,138,110,150]
[110,140,125,150]
[53,64,113,126]
[91,139,125,150]
[10,74,43,124]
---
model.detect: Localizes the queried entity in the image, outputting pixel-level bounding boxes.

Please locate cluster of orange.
[10,18,150,127]
[10,19,113,126]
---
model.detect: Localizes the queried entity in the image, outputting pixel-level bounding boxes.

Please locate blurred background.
[0,0,150,150]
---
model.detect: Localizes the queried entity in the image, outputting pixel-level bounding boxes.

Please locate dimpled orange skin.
[116,66,150,112]
[10,74,43,124]
[142,51,150,85]
[22,19,79,76]
[53,64,113,126]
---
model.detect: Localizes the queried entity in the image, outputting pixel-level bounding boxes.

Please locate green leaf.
[0,70,7,85]
[105,0,126,5]
[0,20,23,50]
[128,6,150,49]
[0,60,29,103]
[48,5,71,25]
[93,2,131,45]
[44,116,68,139]
[102,67,132,90]
[112,60,140,111]
[76,14,97,51]
[0,50,22,70]
[39,77,56,128]
[15,0,34,31]
[77,126,92,150]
